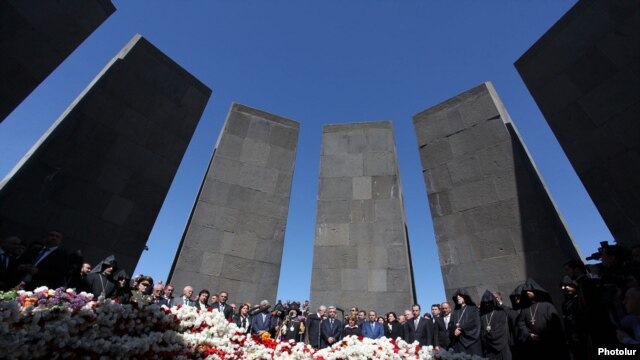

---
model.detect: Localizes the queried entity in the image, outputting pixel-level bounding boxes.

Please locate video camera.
[586,241,611,261]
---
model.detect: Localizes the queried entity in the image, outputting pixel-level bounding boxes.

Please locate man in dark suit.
[320,306,343,348]
[434,301,452,350]
[17,230,69,290]
[151,284,170,306]
[305,305,326,349]
[213,291,233,321]
[251,300,274,336]
[403,304,435,346]
[0,236,22,290]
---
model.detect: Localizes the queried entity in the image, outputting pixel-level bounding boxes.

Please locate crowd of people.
[1,229,639,359]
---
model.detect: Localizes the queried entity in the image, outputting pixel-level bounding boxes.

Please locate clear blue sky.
[0,0,611,308]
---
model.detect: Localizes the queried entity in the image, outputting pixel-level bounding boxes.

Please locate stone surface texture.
[310,122,416,314]
[515,0,640,247]
[413,82,580,307]
[0,0,116,122]
[168,104,299,305]
[0,34,212,274]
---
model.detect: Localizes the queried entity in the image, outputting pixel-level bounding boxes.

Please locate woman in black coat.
[385,312,404,340]
[343,316,361,337]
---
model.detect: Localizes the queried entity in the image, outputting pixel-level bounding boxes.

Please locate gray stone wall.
[0,34,211,274]
[515,0,640,246]
[413,82,580,307]
[310,122,416,315]
[0,0,116,122]
[168,104,299,305]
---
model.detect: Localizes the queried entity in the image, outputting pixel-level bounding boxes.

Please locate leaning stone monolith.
[1,0,116,122]
[310,121,416,314]
[0,34,212,274]
[515,0,640,246]
[413,82,580,307]
[168,103,299,305]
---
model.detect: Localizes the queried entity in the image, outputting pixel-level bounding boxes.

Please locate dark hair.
[412,304,421,310]
[386,312,397,321]
[431,304,440,309]
[198,289,210,297]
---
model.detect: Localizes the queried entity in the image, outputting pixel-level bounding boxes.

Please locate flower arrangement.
[0,287,468,359]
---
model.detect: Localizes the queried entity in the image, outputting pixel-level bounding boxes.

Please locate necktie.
[242,317,247,329]
[262,313,266,323]
[35,248,50,265]
[330,319,334,328]
[220,304,225,312]
[414,318,419,329]
[444,315,449,329]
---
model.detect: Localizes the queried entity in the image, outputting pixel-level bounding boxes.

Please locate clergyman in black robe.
[449,288,482,356]
[480,290,512,360]
[82,255,118,299]
[516,278,568,360]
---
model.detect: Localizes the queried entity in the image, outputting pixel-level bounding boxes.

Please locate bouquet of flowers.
[0,287,453,359]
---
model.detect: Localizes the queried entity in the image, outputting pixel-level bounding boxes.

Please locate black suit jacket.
[403,317,435,346]
[321,318,343,347]
[213,302,233,321]
[20,247,69,290]
[0,252,18,290]
[434,316,450,348]
[233,314,252,333]
[305,313,324,348]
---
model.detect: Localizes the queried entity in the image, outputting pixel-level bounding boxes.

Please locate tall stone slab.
[310,122,416,314]
[0,0,116,122]
[168,104,299,305]
[515,1,640,246]
[413,82,580,307]
[0,34,212,273]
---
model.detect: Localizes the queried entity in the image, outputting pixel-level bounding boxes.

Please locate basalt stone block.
[0,0,116,122]
[413,82,580,307]
[310,122,415,314]
[515,0,640,246]
[169,104,299,305]
[0,35,211,274]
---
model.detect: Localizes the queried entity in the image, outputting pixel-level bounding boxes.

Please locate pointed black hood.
[509,284,525,310]
[91,255,118,274]
[521,278,552,303]
[480,290,502,314]
[451,288,476,309]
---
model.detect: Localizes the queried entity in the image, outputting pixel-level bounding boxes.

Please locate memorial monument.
[168,104,300,305]
[1,0,116,122]
[310,121,416,314]
[0,34,212,273]
[413,82,581,306]
[515,0,640,246]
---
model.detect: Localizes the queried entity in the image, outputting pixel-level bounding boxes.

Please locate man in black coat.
[0,236,22,290]
[403,304,436,346]
[516,278,567,360]
[320,306,342,348]
[449,288,482,356]
[83,255,118,298]
[17,230,69,290]
[305,305,326,349]
[434,301,451,350]
[212,291,233,321]
[480,290,512,360]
